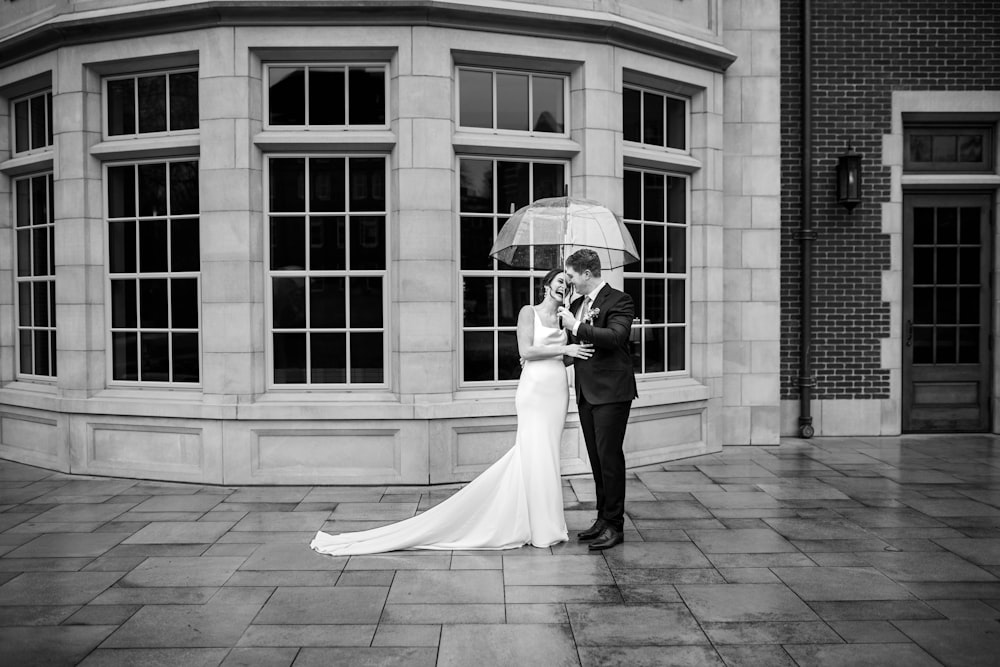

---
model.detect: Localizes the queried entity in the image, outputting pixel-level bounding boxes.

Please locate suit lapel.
[590,284,612,321]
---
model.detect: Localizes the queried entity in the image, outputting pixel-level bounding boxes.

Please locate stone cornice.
[0,1,736,72]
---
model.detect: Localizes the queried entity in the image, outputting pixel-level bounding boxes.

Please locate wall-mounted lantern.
[836,142,862,211]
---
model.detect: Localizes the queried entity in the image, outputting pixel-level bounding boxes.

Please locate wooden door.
[903,193,992,432]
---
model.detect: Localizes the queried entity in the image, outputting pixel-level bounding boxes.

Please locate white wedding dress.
[310,309,569,555]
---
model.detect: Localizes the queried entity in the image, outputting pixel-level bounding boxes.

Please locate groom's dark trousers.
[569,285,638,532]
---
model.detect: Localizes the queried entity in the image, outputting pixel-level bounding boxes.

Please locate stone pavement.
[2,436,1000,666]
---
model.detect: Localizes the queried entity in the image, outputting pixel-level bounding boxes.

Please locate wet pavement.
[1,435,1000,666]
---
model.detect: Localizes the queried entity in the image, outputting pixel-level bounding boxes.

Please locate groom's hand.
[557,306,578,331]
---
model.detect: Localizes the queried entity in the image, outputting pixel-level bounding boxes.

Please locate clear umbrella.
[489,196,640,269]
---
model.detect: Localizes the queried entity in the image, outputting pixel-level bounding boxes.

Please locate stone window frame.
[455,65,569,139]
[10,88,52,156]
[623,165,691,377]
[262,63,389,130]
[13,171,57,381]
[101,67,200,141]
[263,153,391,389]
[104,157,202,386]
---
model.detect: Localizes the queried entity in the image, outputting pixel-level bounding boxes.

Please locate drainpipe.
[797,0,816,438]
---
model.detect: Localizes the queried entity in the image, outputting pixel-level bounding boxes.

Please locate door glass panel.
[935,327,957,363]
[959,287,979,324]
[912,326,933,364]
[913,248,934,284]
[959,327,979,363]
[937,208,957,244]
[913,287,933,324]
[960,208,980,243]
[936,248,957,284]
[935,287,957,324]
[958,248,979,284]
[913,208,934,244]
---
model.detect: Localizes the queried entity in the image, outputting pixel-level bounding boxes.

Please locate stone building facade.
[0,0,781,484]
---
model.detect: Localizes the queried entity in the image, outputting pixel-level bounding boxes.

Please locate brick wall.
[780,0,1000,400]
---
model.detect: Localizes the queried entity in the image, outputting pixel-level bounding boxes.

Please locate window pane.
[496,73,529,131]
[932,135,957,162]
[310,157,346,212]
[113,332,138,380]
[623,170,641,220]
[140,332,169,381]
[667,227,686,273]
[532,76,563,133]
[959,327,978,363]
[16,179,30,227]
[32,282,49,327]
[936,327,957,363]
[937,208,957,244]
[139,278,169,328]
[32,330,48,375]
[16,230,30,277]
[49,331,57,375]
[168,71,198,130]
[459,69,493,128]
[666,97,685,149]
[909,134,931,162]
[31,176,48,226]
[272,276,306,328]
[139,220,168,273]
[19,330,33,375]
[18,283,30,324]
[642,91,664,146]
[644,327,665,373]
[112,280,137,328]
[667,280,685,323]
[959,287,979,324]
[643,224,664,273]
[666,176,686,223]
[14,100,29,152]
[936,287,957,324]
[645,279,665,324]
[460,160,493,213]
[137,75,167,133]
[169,161,199,215]
[960,208,980,244]
[461,217,494,270]
[270,217,306,270]
[348,67,385,125]
[348,158,385,212]
[109,221,137,273]
[498,331,520,381]
[498,277,531,327]
[274,333,307,383]
[310,217,346,270]
[171,218,200,272]
[30,95,47,150]
[350,332,383,383]
[269,67,305,125]
[533,162,564,200]
[496,161,529,214]
[309,276,345,329]
[171,278,199,329]
[667,327,685,371]
[937,248,957,284]
[958,135,983,162]
[311,332,346,383]
[32,227,49,276]
[959,248,979,285]
[464,331,493,381]
[138,163,167,217]
[912,326,933,363]
[108,165,136,218]
[107,79,135,136]
[463,277,494,327]
[350,277,383,328]
[913,207,934,244]
[350,216,385,270]
[623,88,641,142]
[626,223,641,265]
[309,68,345,125]
[172,332,199,382]
[270,158,306,212]
[913,248,934,284]
[643,172,665,222]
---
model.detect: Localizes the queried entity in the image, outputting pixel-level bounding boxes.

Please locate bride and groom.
[310,248,637,556]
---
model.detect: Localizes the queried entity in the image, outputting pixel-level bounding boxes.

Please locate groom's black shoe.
[577,519,606,541]
[588,526,624,551]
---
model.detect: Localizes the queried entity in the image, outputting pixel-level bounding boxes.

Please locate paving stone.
[237,624,375,647]
[693,491,786,509]
[79,647,231,666]
[613,568,726,585]
[505,603,569,624]
[926,598,1000,619]
[129,494,225,512]
[380,603,507,624]
[860,550,997,581]
[102,602,263,647]
[687,528,796,554]
[6,532,130,558]
[29,503,136,523]
[219,647,299,667]
[231,511,330,532]
[388,569,504,603]
[239,543,345,571]
[372,623,441,647]
[808,600,946,620]
[0,556,95,571]
[504,585,622,604]
[503,554,614,585]
[123,521,234,544]
[121,556,245,587]
[293,647,436,666]
[63,604,142,626]
[0,604,79,626]
[828,620,911,643]
[677,584,819,622]
[90,586,218,606]
[0,625,117,665]
[714,645,798,666]
[602,542,713,569]
[336,570,395,586]
[568,602,708,645]
[626,500,714,519]
[580,645,725,666]
[255,586,388,624]
[902,497,1000,516]
[934,537,1000,565]
[438,624,578,666]
[771,566,914,601]
[343,553,452,570]
[0,571,122,605]
[784,643,941,666]
[702,620,843,645]
[225,570,341,586]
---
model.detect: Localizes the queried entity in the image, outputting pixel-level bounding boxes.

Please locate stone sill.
[623,144,702,173]
[254,130,396,151]
[90,135,200,160]
[452,131,581,158]
[0,150,53,176]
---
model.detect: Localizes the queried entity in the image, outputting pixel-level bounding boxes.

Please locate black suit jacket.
[569,285,638,405]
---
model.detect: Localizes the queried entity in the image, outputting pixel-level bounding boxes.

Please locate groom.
[559,248,637,551]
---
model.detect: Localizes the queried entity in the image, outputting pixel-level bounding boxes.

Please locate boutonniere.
[584,306,600,324]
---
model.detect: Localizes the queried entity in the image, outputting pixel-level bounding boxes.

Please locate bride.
[310,269,593,555]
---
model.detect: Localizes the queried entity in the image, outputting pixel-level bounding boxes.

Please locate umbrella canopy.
[488,196,640,269]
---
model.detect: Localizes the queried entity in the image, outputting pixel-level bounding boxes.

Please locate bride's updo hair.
[539,268,564,300]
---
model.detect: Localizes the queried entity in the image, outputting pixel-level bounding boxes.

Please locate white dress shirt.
[572,281,606,337]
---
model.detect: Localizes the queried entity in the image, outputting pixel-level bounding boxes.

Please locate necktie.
[580,296,591,321]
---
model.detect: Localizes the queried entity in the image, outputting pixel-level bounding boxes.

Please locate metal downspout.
[798,0,816,438]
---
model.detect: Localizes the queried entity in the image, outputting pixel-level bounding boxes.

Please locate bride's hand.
[565,343,593,359]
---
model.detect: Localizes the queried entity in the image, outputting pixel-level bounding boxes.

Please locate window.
[106,159,200,383]
[623,167,688,374]
[904,125,994,172]
[105,69,198,137]
[15,173,56,378]
[459,157,567,383]
[266,155,388,386]
[12,90,52,154]
[458,68,566,134]
[266,65,386,128]
[623,84,686,151]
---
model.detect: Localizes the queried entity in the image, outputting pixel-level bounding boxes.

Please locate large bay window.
[623,167,688,374]
[459,157,566,383]
[266,155,388,386]
[14,172,56,378]
[107,160,201,383]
